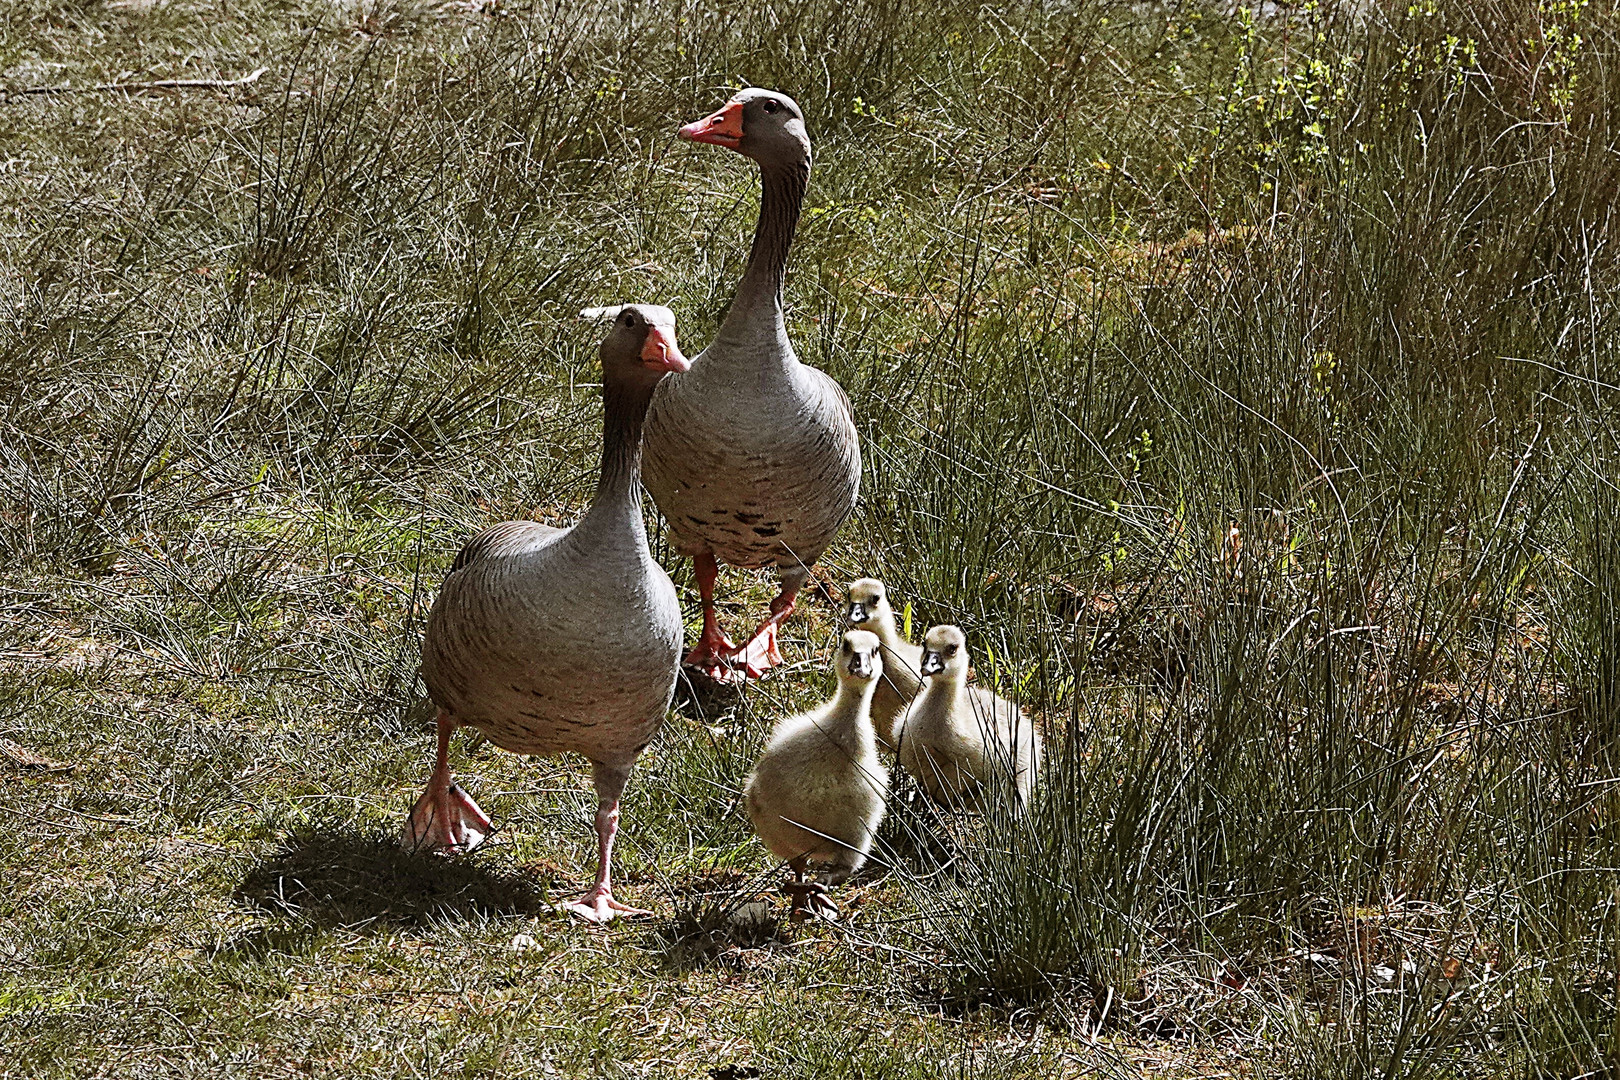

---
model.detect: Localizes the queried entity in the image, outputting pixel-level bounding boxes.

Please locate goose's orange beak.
[641,326,690,373]
[679,100,744,149]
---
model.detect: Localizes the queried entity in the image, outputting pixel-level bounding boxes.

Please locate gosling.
[744,630,890,920]
[846,577,923,750]
[895,625,1042,810]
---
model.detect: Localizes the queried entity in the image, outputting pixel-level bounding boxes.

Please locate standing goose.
[408,305,691,923]
[895,625,1042,810]
[846,577,923,750]
[744,629,890,920]
[643,88,861,683]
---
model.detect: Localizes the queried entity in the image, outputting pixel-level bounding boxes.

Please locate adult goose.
[643,88,861,683]
[408,305,690,923]
[745,629,890,919]
[895,625,1042,810]
[846,577,923,751]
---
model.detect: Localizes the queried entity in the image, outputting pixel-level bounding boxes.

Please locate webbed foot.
[404,780,491,854]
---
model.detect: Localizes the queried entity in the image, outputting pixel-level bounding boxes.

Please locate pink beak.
[679,99,745,149]
[640,326,690,373]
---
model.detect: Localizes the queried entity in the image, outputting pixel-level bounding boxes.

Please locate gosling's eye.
[842,641,851,653]
[946,644,959,656]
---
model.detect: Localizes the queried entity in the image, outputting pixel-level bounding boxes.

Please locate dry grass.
[3,0,1618,1076]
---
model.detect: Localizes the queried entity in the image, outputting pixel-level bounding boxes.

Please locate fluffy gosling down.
[845,577,923,751]
[744,630,891,920]
[896,625,1042,809]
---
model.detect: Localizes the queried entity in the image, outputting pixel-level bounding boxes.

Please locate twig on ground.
[0,737,72,773]
[6,67,269,102]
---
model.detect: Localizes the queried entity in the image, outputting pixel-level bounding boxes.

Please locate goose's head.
[679,88,811,168]
[846,577,894,630]
[838,629,883,684]
[597,304,690,386]
[919,625,969,681]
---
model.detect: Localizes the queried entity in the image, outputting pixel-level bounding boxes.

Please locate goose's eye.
[621,312,634,327]
[842,641,851,653]
[762,99,780,114]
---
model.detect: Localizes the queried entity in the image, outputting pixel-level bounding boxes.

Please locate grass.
[2,0,1618,1075]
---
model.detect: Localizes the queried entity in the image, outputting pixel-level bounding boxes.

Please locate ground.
[2,0,1617,1076]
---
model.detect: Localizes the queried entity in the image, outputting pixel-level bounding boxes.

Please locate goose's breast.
[644,376,859,566]
[422,547,681,759]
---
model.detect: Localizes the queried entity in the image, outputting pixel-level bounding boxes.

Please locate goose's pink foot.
[566,886,651,923]
[737,589,798,679]
[564,799,648,922]
[683,621,741,684]
[403,710,492,854]
[737,621,785,679]
[405,779,491,854]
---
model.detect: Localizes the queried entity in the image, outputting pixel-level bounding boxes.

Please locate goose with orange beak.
[678,96,745,148]
[412,305,691,923]
[642,89,862,684]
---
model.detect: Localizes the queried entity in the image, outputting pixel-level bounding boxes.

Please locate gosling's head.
[846,578,895,630]
[919,624,969,681]
[837,629,883,684]
[595,304,690,388]
[678,87,811,169]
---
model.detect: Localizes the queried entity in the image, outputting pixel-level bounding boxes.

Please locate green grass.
[3,0,1618,1075]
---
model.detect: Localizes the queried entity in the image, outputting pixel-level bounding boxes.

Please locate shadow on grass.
[235,827,552,929]
[671,666,748,722]
[653,869,793,973]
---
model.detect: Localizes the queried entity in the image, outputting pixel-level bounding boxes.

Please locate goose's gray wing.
[449,520,564,572]
[806,364,855,426]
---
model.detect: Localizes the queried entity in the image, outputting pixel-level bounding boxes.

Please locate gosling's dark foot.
[783,879,837,922]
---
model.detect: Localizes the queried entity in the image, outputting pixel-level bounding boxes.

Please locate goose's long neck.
[582,378,655,539]
[914,674,963,734]
[712,160,808,359]
[828,677,880,754]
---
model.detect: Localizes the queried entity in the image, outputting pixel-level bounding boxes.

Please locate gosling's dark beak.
[848,603,868,624]
[848,650,873,679]
[920,651,944,676]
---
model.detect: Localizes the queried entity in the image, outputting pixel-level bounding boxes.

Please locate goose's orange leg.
[404,710,492,854]
[736,584,798,679]
[683,550,740,683]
